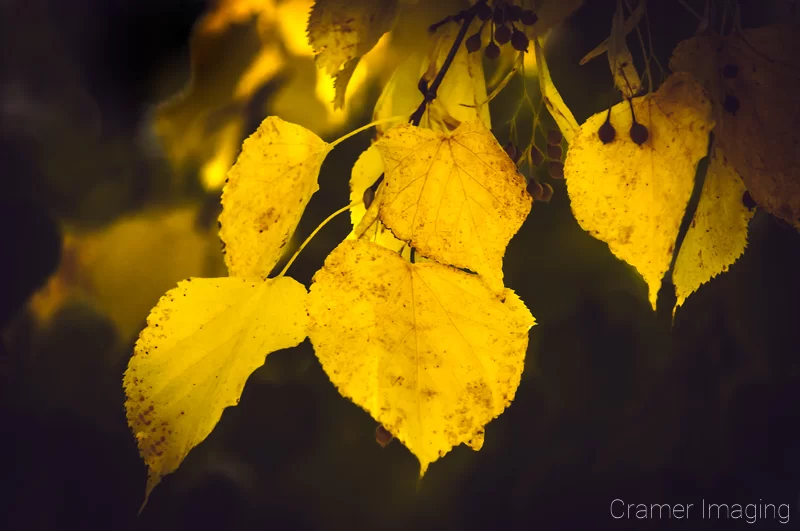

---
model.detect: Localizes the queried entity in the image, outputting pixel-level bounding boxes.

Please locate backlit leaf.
[219,116,331,279]
[347,144,406,252]
[307,0,398,77]
[124,276,308,507]
[307,240,535,475]
[672,148,754,311]
[564,73,714,309]
[375,120,532,292]
[534,35,579,144]
[670,24,800,230]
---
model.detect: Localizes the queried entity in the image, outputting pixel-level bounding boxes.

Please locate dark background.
[2,0,799,529]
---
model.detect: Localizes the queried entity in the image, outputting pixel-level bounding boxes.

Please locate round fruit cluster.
[465,0,538,59]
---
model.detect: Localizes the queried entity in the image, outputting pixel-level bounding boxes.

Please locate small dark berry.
[630,122,649,145]
[504,142,519,162]
[511,29,529,51]
[363,186,375,209]
[520,9,538,25]
[476,1,492,21]
[540,182,554,202]
[531,147,544,166]
[722,63,739,79]
[465,32,483,53]
[493,5,505,25]
[723,93,740,115]
[495,24,512,45]
[527,179,544,200]
[546,144,562,160]
[546,129,562,145]
[507,4,522,21]
[548,161,564,179]
[375,425,393,448]
[598,120,616,144]
[742,190,757,210]
[484,41,501,60]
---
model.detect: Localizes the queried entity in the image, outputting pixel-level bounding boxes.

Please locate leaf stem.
[329,116,406,148]
[277,203,354,278]
[409,7,477,126]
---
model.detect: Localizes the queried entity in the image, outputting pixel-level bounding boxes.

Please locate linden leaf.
[607,0,641,98]
[672,148,754,311]
[307,0,398,77]
[375,120,532,292]
[373,21,491,137]
[670,24,800,230]
[564,73,714,309]
[124,276,308,507]
[219,116,331,279]
[307,240,535,475]
[534,35,579,144]
[346,144,406,252]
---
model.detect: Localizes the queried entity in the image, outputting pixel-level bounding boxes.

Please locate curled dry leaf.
[564,73,714,309]
[607,0,641,98]
[672,148,754,312]
[533,35,580,144]
[375,120,532,292]
[307,0,398,77]
[670,24,800,230]
[124,276,308,508]
[219,116,331,279]
[307,240,535,476]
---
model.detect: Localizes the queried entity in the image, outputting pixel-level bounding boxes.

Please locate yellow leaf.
[124,276,308,507]
[307,240,535,475]
[563,73,714,309]
[533,35,579,144]
[373,21,491,136]
[219,116,332,279]
[607,0,641,98]
[670,24,800,230]
[346,144,406,252]
[375,120,532,292]
[307,0,398,77]
[673,148,754,310]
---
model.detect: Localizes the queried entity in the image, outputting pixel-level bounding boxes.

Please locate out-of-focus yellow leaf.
[346,144,406,252]
[673,148,754,310]
[533,35,579,144]
[219,116,331,279]
[375,120,532,292]
[307,240,534,476]
[307,0,398,78]
[564,73,714,309]
[200,0,275,34]
[124,276,308,507]
[670,24,800,230]
[607,0,641,98]
[373,19,491,136]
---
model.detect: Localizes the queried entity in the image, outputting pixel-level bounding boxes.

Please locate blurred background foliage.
[1,0,800,530]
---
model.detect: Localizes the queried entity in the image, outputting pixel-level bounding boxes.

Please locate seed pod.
[520,9,538,25]
[375,425,393,448]
[511,29,529,51]
[540,182,554,202]
[530,147,544,167]
[363,186,375,209]
[630,122,649,145]
[495,24,512,45]
[484,41,501,60]
[476,1,492,21]
[465,32,483,53]
[598,120,616,144]
[507,4,522,21]
[493,4,505,25]
[503,141,519,162]
[722,63,739,79]
[548,161,564,179]
[527,179,544,200]
[723,93,740,115]
[546,144,562,160]
[742,190,757,210]
[546,129,562,145]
